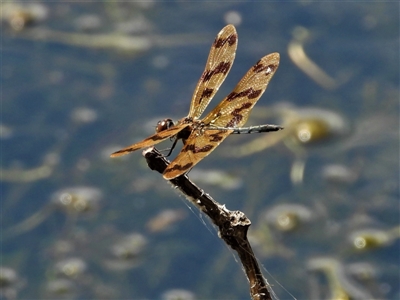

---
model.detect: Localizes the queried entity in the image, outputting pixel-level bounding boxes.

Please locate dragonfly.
[111,24,281,180]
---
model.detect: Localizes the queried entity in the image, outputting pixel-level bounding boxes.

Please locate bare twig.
[143,147,272,300]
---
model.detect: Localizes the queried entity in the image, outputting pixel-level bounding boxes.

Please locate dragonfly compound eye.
[156,119,175,133]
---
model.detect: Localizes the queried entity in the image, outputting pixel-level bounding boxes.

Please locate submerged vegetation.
[2,2,398,299]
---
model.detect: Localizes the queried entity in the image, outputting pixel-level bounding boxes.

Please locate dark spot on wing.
[226,88,262,102]
[253,62,276,74]
[209,132,224,142]
[231,103,252,117]
[164,162,194,174]
[248,89,262,99]
[214,33,237,48]
[226,89,249,102]
[198,88,214,104]
[184,144,214,153]
[226,115,243,128]
[202,61,231,82]
[227,33,237,46]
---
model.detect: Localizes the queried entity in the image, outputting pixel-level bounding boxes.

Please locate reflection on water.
[4,186,102,238]
[288,26,340,90]
[2,2,399,299]
[227,104,351,185]
[1,3,49,31]
[307,257,375,300]
[349,226,400,251]
[0,267,23,300]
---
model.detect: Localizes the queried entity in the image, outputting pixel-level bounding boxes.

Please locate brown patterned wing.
[162,129,233,180]
[187,24,238,119]
[202,52,280,128]
[110,124,190,158]
[162,53,280,179]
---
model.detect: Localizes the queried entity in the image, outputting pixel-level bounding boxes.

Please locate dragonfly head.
[156,119,174,133]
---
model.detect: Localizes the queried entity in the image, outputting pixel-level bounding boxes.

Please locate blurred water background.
[1,2,399,299]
